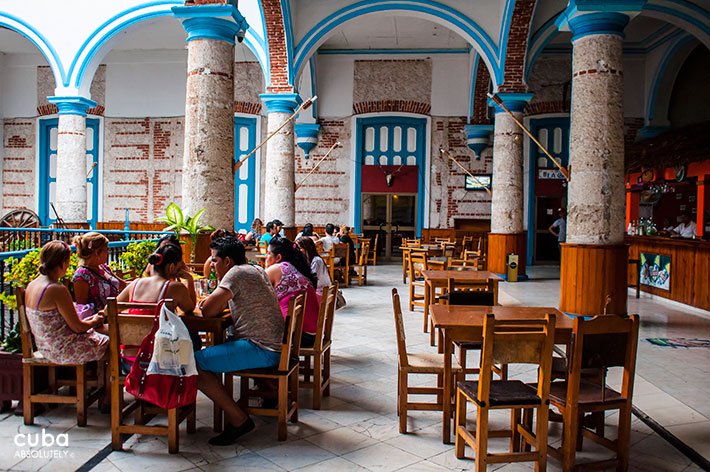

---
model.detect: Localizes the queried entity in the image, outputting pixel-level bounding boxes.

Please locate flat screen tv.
[464,174,492,191]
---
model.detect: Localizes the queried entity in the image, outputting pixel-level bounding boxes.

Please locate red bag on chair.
[125,301,198,410]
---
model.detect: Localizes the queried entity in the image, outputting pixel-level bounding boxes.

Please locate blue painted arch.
[68,0,269,96]
[292,0,502,88]
[0,13,65,90]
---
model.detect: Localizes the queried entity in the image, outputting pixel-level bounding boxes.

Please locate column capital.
[463,124,494,160]
[556,1,645,40]
[637,126,670,141]
[47,96,97,116]
[172,4,249,44]
[260,93,302,114]
[487,93,534,114]
[295,123,321,159]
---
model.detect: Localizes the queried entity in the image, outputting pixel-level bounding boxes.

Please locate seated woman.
[24,241,108,365]
[117,244,196,363]
[72,232,126,313]
[143,234,181,276]
[265,237,321,347]
[296,223,319,240]
[296,236,331,296]
[244,218,263,245]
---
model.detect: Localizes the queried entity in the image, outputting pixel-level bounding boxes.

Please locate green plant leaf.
[165,203,184,226]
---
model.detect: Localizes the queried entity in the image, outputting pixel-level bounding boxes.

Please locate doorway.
[361,193,417,259]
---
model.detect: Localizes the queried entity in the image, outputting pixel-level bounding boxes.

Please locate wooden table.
[181,311,232,432]
[430,304,572,443]
[422,270,502,322]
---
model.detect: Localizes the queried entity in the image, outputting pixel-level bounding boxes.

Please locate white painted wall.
[623,57,646,117]
[316,55,354,117]
[1,54,39,117]
[0,54,4,212]
[104,50,187,117]
[431,55,470,116]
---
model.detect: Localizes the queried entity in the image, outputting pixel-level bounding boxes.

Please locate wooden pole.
[487,93,571,181]
[440,148,493,196]
[233,95,318,175]
[295,141,340,191]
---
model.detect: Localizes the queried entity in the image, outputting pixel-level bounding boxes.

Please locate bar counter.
[626,235,709,310]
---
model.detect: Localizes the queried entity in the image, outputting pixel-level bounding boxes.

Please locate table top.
[430,305,571,331]
[422,270,502,282]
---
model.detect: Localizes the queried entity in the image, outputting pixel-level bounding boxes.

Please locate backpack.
[125,301,198,410]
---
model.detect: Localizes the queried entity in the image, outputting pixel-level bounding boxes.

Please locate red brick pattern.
[624,117,644,164]
[36,104,105,116]
[525,101,568,115]
[2,120,35,211]
[353,100,431,115]
[261,0,292,93]
[472,63,492,124]
[234,102,262,115]
[498,0,535,93]
[573,68,623,78]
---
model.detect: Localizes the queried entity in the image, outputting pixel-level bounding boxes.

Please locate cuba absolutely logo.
[14,429,73,459]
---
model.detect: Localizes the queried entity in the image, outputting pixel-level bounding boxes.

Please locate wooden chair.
[408,249,429,313]
[547,314,640,472]
[300,284,337,409]
[403,238,421,248]
[16,288,106,427]
[233,293,306,441]
[455,314,556,471]
[367,233,379,266]
[349,240,369,286]
[106,298,196,454]
[392,288,462,433]
[333,243,351,288]
[402,247,412,284]
[444,280,507,380]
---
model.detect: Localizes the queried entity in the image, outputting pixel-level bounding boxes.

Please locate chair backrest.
[478,313,556,404]
[333,243,349,265]
[441,244,455,259]
[446,279,495,306]
[391,288,409,367]
[358,240,370,265]
[434,237,452,243]
[311,285,331,350]
[15,287,35,360]
[404,238,421,248]
[322,282,338,345]
[463,249,480,260]
[567,314,640,402]
[278,292,306,371]
[408,250,429,280]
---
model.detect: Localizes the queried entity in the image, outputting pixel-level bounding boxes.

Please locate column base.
[487,232,526,277]
[560,243,628,316]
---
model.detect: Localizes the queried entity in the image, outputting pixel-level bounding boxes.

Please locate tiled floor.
[1,263,708,471]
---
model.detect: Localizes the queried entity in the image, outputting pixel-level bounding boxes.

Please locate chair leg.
[455,389,467,459]
[475,406,489,472]
[398,370,408,433]
[617,405,632,472]
[436,373,444,406]
[76,364,87,427]
[22,364,33,425]
[313,353,322,410]
[562,408,579,472]
[168,408,179,454]
[187,405,197,434]
[511,408,522,452]
[536,405,549,472]
[323,349,331,397]
[277,377,288,441]
[523,408,534,452]
[290,372,299,423]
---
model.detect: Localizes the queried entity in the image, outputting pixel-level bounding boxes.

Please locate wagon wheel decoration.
[0,209,41,229]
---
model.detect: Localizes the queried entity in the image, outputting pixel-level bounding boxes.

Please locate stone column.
[559,11,631,316]
[260,93,301,229]
[48,96,96,224]
[486,93,533,276]
[174,4,248,229]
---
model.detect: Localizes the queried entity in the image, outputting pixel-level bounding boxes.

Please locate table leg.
[491,280,499,305]
[212,328,225,433]
[442,330,453,444]
[423,281,431,333]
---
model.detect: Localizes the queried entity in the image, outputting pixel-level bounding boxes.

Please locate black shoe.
[261,397,278,409]
[208,417,255,446]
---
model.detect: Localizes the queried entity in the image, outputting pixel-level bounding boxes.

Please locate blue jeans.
[194,339,280,373]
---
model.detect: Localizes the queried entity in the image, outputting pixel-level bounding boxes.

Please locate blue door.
[526,117,570,266]
[234,116,258,232]
[354,116,427,237]
[38,118,100,226]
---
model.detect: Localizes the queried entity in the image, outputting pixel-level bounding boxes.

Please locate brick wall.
[102,118,184,222]
[1,120,36,214]
[498,0,535,93]
[261,0,292,93]
[472,62,492,124]
[624,117,644,164]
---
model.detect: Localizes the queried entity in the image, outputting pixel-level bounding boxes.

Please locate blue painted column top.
[464,124,494,160]
[47,96,96,116]
[260,93,302,114]
[295,123,321,159]
[487,92,534,114]
[555,1,642,40]
[173,4,249,44]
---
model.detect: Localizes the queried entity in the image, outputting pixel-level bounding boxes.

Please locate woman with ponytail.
[264,236,321,347]
[72,232,126,312]
[24,241,108,364]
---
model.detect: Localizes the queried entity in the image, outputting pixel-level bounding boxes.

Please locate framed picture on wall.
[464,174,492,191]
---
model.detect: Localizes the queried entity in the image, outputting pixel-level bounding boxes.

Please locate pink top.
[273,262,320,335]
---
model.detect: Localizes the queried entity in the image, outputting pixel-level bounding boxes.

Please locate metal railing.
[0,228,169,339]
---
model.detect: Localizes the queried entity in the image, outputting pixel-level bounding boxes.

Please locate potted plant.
[110,240,157,280]
[156,203,214,263]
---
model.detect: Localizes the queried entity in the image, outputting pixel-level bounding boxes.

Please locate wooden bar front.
[487,232,526,276]
[560,243,628,316]
[626,236,709,310]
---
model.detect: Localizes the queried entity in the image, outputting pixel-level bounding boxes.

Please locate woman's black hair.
[158,234,181,250]
[302,223,314,237]
[295,236,318,263]
[269,236,317,288]
[209,236,247,265]
[147,243,182,278]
